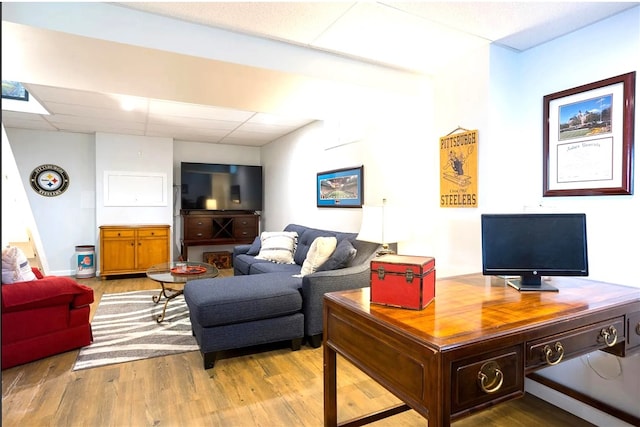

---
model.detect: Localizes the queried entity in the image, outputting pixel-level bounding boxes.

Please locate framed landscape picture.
[317,166,363,208]
[543,72,635,196]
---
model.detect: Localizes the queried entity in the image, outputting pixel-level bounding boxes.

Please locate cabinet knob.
[197,233,203,237]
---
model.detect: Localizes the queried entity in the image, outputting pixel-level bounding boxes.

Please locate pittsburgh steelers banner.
[440,129,478,208]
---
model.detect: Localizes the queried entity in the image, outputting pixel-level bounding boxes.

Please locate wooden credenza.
[99,224,170,278]
[323,274,640,427]
[181,211,260,261]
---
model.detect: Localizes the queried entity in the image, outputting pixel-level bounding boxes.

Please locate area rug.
[72,290,198,371]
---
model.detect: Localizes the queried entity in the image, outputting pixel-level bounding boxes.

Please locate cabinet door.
[102,234,136,273]
[136,227,169,270]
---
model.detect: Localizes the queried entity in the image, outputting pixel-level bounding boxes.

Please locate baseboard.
[525,377,637,427]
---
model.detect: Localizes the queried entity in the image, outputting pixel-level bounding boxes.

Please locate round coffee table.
[146,261,219,322]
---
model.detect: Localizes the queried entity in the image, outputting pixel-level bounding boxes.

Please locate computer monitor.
[481,213,588,292]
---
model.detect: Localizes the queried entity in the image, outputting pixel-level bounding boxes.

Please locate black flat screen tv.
[180,162,263,212]
[481,213,588,292]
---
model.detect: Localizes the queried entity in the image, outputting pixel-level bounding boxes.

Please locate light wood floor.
[2,272,595,427]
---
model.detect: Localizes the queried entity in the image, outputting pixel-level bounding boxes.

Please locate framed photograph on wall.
[543,72,635,196]
[317,166,364,207]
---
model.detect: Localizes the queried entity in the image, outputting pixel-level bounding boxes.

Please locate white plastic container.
[75,245,95,278]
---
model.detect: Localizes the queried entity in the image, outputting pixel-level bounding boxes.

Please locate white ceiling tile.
[225,129,282,140]
[146,122,232,138]
[147,114,242,131]
[25,84,124,109]
[219,136,273,147]
[149,99,253,121]
[1,113,58,131]
[119,2,355,45]
[312,2,490,74]
[45,113,146,132]
[249,112,315,127]
[45,102,147,122]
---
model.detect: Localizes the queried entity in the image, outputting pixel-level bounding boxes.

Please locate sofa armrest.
[301,262,371,337]
[233,244,251,257]
[1,276,94,313]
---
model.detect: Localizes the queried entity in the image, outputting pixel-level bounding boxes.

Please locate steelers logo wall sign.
[30,164,70,197]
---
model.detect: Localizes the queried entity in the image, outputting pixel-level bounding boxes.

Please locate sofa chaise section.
[184,273,304,369]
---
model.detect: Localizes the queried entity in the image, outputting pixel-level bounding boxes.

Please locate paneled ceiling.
[2,2,636,146]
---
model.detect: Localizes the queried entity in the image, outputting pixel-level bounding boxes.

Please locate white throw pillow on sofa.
[255,231,298,264]
[2,246,37,284]
[298,236,337,277]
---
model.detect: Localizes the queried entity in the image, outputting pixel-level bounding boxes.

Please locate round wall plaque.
[30,164,70,197]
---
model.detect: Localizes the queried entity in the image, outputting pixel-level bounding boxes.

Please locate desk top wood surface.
[325,273,640,350]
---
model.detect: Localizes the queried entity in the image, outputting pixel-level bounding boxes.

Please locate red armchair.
[1,268,94,369]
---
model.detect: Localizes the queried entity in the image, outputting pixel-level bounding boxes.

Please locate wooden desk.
[323,274,640,427]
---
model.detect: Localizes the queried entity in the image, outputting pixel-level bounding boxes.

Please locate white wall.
[1,125,47,271]
[261,89,434,241]
[511,8,640,425]
[5,128,96,275]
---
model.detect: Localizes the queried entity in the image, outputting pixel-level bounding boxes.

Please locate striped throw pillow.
[255,231,298,264]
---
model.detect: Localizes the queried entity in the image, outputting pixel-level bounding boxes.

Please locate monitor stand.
[506,278,559,292]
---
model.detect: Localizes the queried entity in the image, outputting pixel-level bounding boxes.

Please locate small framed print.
[543,72,635,196]
[316,166,363,208]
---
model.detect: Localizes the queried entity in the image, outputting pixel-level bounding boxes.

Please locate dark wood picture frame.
[543,72,635,196]
[316,166,364,208]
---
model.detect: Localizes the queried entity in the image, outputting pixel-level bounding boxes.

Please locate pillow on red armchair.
[2,247,37,284]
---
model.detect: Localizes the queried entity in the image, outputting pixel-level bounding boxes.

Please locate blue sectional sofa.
[183,224,380,369]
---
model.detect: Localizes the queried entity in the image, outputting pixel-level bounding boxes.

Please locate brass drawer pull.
[477,361,503,394]
[543,342,564,365]
[600,326,618,347]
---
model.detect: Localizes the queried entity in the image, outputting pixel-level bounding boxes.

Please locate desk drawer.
[451,345,524,413]
[527,317,625,369]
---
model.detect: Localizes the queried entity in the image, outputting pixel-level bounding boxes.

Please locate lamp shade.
[357,204,407,247]
[205,198,218,210]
